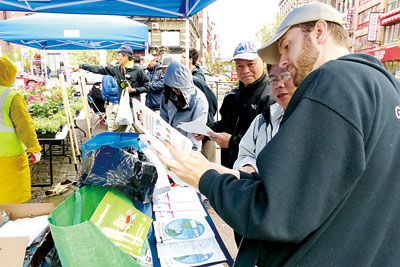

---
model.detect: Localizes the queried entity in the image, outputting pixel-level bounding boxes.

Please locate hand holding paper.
[158,140,212,188]
[177,120,214,136]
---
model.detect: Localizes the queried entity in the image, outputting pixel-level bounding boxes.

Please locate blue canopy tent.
[0,0,218,68]
[0,13,148,50]
[0,0,216,18]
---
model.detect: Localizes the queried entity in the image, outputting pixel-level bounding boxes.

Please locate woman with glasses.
[233,64,297,173]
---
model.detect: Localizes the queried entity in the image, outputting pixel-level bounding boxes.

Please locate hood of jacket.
[164,62,196,108]
[339,53,400,95]
[0,56,17,87]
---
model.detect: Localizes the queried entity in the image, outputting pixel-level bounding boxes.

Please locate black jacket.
[193,76,217,124]
[81,64,149,104]
[200,54,400,266]
[209,72,274,168]
[192,66,206,82]
[88,86,105,113]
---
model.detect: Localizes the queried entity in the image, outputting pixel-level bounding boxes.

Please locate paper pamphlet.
[156,237,225,258]
[152,200,205,212]
[155,209,207,221]
[159,250,226,267]
[131,98,192,157]
[90,191,152,258]
[154,217,214,243]
[141,146,171,196]
[176,120,214,136]
[155,186,199,203]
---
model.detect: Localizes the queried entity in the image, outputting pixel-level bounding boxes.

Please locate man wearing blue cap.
[72,45,149,132]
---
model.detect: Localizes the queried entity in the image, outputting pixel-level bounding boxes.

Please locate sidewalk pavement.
[28,113,238,260]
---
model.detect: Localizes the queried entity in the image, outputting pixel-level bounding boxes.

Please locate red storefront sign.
[366,45,400,61]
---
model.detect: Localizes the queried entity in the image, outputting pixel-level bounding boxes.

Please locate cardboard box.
[0,203,54,267]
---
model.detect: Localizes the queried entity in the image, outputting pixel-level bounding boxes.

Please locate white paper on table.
[155,209,207,221]
[155,187,199,203]
[141,146,171,196]
[153,216,214,243]
[159,250,226,267]
[132,98,193,155]
[152,201,205,212]
[156,237,223,258]
[176,120,214,136]
[0,215,49,247]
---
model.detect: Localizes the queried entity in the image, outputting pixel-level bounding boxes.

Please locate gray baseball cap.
[156,57,176,70]
[257,2,347,64]
[232,41,259,61]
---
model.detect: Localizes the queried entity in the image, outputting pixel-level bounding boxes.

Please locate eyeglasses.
[268,72,291,85]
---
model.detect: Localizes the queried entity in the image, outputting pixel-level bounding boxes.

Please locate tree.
[256,20,281,44]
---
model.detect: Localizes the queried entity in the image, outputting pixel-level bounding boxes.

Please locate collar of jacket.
[238,71,267,93]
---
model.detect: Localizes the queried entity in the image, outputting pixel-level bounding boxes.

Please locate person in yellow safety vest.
[0,56,42,204]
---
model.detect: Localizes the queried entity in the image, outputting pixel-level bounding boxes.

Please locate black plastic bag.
[80,145,158,203]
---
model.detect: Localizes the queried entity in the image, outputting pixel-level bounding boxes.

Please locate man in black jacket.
[73,45,149,102]
[195,41,274,168]
[72,45,149,132]
[159,3,400,266]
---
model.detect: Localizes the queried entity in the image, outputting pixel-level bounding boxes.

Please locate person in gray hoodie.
[160,62,208,151]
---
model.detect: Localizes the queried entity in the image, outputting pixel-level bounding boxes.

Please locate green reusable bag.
[48,184,143,267]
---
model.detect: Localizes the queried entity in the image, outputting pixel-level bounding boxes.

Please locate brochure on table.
[152,187,228,267]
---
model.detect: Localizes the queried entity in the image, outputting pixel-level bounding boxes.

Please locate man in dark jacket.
[144,55,164,111]
[195,41,274,168]
[72,45,149,132]
[73,45,149,103]
[159,3,400,266]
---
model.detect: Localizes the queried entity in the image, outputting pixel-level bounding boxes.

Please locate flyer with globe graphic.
[154,217,214,243]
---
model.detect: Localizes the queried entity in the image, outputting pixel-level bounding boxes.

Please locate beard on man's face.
[293,35,319,87]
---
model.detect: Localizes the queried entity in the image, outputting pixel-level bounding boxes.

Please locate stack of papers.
[0,215,49,247]
[153,187,226,267]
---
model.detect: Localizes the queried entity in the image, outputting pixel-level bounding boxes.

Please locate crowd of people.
[2,2,400,266]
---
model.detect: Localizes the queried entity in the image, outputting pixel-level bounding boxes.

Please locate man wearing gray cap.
[195,41,274,169]
[158,2,400,266]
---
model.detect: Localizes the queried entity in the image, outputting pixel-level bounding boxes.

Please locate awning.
[366,45,400,61]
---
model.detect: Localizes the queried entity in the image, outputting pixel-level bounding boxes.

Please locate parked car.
[70,70,103,85]
[15,72,46,87]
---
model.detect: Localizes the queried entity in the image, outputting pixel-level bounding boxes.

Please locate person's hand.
[158,141,212,188]
[29,152,41,164]
[192,133,205,141]
[239,164,257,174]
[71,65,80,72]
[126,82,136,93]
[208,132,231,148]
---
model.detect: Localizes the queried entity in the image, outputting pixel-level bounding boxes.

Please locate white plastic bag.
[115,89,133,125]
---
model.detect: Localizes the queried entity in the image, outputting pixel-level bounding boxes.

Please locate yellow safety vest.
[0,86,25,157]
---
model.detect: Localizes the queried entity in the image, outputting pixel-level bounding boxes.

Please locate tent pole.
[44,49,48,81]
[185,17,189,69]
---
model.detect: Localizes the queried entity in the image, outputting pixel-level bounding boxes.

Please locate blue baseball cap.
[115,45,133,56]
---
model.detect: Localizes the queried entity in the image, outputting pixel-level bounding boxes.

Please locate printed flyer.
[90,191,152,258]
